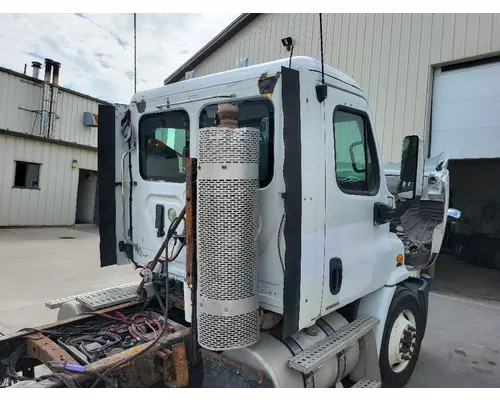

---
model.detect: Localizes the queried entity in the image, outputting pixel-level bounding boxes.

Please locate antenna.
[316,13,327,103]
[319,13,325,85]
[134,13,137,94]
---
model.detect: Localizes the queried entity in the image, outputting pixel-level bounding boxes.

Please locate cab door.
[97,103,188,277]
[322,89,395,314]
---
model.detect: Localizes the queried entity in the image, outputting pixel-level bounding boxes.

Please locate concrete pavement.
[0,226,138,334]
[0,227,499,387]
[408,292,500,387]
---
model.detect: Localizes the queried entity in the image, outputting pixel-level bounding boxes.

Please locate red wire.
[80,312,128,323]
[144,320,158,340]
[168,244,176,261]
[152,319,163,332]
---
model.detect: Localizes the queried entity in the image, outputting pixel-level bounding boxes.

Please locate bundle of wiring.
[78,311,164,342]
[139,221,185,279]
[0,343,27,387]
[38,373,81,388]
[90,207,186,388]
[0,344,79,388]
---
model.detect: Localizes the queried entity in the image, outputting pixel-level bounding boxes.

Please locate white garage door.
[431,61,500,159]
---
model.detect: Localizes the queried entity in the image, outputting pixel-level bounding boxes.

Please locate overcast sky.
[0,13,239,103]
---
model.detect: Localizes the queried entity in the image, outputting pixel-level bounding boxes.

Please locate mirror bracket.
[397,135,424,200]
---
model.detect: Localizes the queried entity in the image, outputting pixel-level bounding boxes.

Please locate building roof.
[0,65,111,105]
[163,13,261,85]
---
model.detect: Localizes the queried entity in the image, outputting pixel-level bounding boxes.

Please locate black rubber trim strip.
[282,336,307,387]
[97,104,117,267]
[281,66,302,339]
[316,318,334,336]
[283,336,302,356]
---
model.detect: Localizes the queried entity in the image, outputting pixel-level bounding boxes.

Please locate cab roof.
[131,57,362,104]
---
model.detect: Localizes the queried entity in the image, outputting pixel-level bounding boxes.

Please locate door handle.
[155,204,165,238]
[373,202,394,226]
[329,258,343,295]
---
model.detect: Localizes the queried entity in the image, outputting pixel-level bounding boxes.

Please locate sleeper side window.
[199,98,274,188]
[138,110,189,183]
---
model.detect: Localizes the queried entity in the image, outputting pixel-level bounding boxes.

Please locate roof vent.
[31,61,42,79]
[185,70,195,80]
[235,57,249,68]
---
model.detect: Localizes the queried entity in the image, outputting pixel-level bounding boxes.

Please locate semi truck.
[0,56,452,388]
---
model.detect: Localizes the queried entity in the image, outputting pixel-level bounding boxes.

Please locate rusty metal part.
[169,342,189,387]
[25,334,79,370]
[85,329,189,373]
[185,157,195,287]
[200,348,266,385]
[155,348,173,382]
[15,329,191,389]
[258,72,281,95]
[169,294,185,310]
[185,157,201,365]
[156,342,189,388]
[81,329,190,388]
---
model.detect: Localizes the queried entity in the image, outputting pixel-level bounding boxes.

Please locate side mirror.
[397,135,424,200]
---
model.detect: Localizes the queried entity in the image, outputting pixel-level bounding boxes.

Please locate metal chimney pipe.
[51,61,60,86]
[31,61,41,79]
[40,58,53,136]
[48,61,61,137]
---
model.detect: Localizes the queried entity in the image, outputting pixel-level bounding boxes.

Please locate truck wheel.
[379,288,423,388]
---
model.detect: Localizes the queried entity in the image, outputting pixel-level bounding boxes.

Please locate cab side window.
[333,108,380,195]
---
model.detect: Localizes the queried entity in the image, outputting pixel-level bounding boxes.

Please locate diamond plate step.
[352,377,382,388]
[76,287,139,311]
[45,281,141,309]
[288,315,379,374]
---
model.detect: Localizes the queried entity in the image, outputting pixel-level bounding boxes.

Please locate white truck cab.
[93,56,450,388]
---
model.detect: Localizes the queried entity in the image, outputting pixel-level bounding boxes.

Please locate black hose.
[148,206,186,272]
[152,282,166,314]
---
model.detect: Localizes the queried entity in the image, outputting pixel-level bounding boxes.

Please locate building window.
[333,108,379,195]
[138,110,189,182]
[199,98,274,188]
[14,161,41,189]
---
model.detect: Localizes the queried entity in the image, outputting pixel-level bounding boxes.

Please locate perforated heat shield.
[197,126,261,351]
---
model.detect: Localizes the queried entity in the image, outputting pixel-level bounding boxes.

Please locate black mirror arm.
[349,140,366,173]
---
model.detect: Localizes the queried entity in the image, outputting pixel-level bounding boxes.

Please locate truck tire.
[379,288,424,388]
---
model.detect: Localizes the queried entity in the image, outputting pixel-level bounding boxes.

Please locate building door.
[75,169,98,224]
[431,60,500,302]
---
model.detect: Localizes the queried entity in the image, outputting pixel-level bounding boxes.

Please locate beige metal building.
[165,13,500,300]
[165,13,500,162]
[0,60,107,226]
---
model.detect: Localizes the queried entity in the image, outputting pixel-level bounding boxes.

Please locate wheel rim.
[387,310,417,373]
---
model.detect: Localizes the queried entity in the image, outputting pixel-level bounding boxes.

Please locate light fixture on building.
[281,37,295,68]
[281,36,294,52]
[72,159,78,169]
